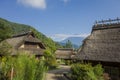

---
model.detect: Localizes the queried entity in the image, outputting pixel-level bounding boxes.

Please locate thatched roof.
[76,18,120,63]
[55,48,75,59]
[5,31,45,55]
[6,31,45,49]
[12,31,34,37]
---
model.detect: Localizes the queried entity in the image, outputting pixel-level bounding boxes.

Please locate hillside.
[0,18,61,52]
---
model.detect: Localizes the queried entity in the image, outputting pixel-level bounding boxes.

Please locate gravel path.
[45,65,70,80]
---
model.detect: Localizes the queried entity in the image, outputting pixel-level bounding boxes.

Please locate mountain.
[0,18,61,51]
[59,42,80,49]
[60,37,85,48]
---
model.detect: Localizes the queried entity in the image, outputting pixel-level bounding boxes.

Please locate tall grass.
[0,52,47,80]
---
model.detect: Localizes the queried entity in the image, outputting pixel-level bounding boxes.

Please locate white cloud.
[17,0,46,9]
[48,33,90,42]
[63,0,70,4]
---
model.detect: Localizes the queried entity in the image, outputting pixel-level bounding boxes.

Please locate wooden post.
[11,67,14,80]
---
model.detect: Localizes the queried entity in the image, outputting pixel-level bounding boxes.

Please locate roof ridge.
[12,31,33,37]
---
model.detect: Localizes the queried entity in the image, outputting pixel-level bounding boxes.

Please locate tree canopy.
[64,40,73,48]
[0,19,12,42]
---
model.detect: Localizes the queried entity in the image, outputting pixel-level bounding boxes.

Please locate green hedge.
[71,63,104,80]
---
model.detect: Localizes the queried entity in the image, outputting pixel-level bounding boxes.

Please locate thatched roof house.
[55,48,75,60]
[5,31,45,56]
[75,18,120,80]
[76,18,120,63]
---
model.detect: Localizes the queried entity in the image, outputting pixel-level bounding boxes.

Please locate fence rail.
[94,17,120,25]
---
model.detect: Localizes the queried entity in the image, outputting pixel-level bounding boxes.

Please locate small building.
[55,48,75,60]
[75,18,120,80]
[4,31,46,57]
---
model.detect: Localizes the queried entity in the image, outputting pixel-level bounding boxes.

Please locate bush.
[0,52,47,80]
[0,41,12,56]
[44,49,58,69]
[71,63,104,80]
[65,60,71,65]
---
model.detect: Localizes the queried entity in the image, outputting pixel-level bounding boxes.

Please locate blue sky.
[0,0,120,41]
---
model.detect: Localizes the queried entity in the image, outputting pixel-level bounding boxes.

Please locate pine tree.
[64,40,73,48]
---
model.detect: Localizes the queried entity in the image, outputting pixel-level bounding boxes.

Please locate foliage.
[0,53,47,80]
[64,60,71,65]
[0,19,12,42]
[93,64,104,80]
[0,57,9,80]
[44,49,58,69]
[0,41,12,56]
[64,40,73,48]
[71,63,104,80]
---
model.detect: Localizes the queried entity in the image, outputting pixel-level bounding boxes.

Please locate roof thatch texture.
[6,31,45,49]
[18,48,44,56]
[76,21,120,63]
[4,31,45,55]
[55,48,75,59]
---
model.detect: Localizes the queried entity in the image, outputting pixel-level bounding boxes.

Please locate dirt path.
[45,65,71,80]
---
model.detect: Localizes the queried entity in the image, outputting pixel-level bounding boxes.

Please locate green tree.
[64,40,73,48]
[44,49,58,69]
[0,20,12,42]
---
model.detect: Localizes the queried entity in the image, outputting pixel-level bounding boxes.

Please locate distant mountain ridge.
[59,37,85,48]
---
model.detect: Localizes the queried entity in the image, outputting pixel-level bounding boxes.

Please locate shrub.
[44,49,58,69]
[65,60,71,65]
[0,41,12,56]
[71,63,104,80]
